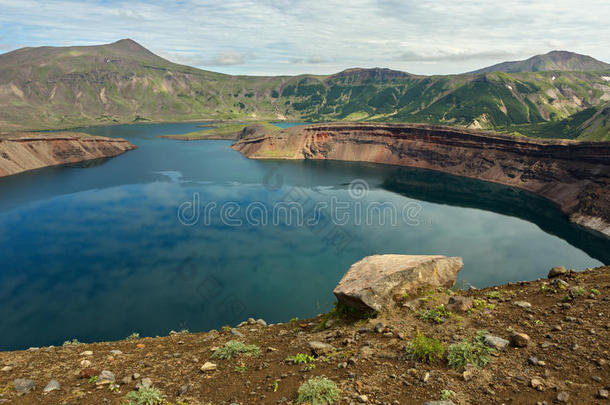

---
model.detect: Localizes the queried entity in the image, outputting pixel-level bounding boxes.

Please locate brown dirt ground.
[0,266,608,405]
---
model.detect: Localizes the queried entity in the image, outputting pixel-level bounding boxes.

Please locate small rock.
[510,332,530,347]
[373,322,386,333]
[96,370,115,385]
[79,350,93,356]
[556,391,569,402]
[309,341,334,356]
[447,296,473,312]
[110,350,122,356]
[356,394,369,403]
[528,356,539,366]
[43,380,61,393]
[530,377,545,391]
[598,389,609,399]
[423,401,456,405]
[13,379,35,394]
[256,319,267,327]
[136,377,152,389]
[247,317,256,324]
[514,301,532,309]
[1,366,13,372]
[551,278,569,288]
[422,371,430,383]
[78,368,98,379]
[178,383,192,396]
[231,328,244,338]
[484,335,509,350]
[79,359,91,368]
[548,266,567,278]
[200,362,217,372]
[462,365,477,381]
[359,346,375,359]
[121,375,133,384]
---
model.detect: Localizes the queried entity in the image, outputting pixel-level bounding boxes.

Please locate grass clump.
[287,353,316,365]
[125,387,164,405]
[287,353,316,371]
[591,288,601,295]
[417,304,452,324]
[296,376,341,405]
[441,389,456,400]
[571,287,585,297]
[407,333,445,363]
[126,332,140,340]
[486,291,502,299]
[447,330,495,370]
[62,338,81,346]
[212,340,261,360]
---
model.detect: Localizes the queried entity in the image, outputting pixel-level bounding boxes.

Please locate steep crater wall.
[232,123,610,237]
[0,132,136,177]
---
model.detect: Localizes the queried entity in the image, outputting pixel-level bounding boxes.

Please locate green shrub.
[591,288,601,295]
[407,333,445,363]
[62,338,81,346]
[125,387,164,405]
[287,353,316,365]
[417,305,452,324]
[447,330,495,370]
[212,340,261,359]
[296,376,341,404]
[486,291,502,299]
[441,389,456,400]
[126,332,140,340]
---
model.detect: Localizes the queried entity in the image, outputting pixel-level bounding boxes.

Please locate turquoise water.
[0,122,606,350]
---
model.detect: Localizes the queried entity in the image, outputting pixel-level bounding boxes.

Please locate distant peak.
[112,38,139,45]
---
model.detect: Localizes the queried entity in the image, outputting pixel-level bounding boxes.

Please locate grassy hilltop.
[0,39,609,140]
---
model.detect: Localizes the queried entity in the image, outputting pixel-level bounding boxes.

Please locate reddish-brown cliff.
[232,122,610,236]
[0,132,136,177]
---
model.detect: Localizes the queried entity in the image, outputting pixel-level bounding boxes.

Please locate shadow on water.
[379,165,610,264]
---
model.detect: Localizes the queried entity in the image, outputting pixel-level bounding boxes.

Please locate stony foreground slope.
[232,122,610,237]
[0,132,135,177]
[0,265,608,404]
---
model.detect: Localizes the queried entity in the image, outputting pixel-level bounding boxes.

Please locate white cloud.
[0,0,608,75]
[211,51,244,66]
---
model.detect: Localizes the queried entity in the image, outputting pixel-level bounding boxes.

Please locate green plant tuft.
[212,340,261,360]
[447,330,495,370]
[125,387,164,405]
[296,376,341,405]
[407,333,445,363]
[417,305,452,324]
[441,389,457,400]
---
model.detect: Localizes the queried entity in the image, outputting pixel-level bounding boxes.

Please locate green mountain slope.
[471,50,610,74]
[0,40,609,140]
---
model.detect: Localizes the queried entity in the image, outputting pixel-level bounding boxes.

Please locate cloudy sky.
[0,0,608,76]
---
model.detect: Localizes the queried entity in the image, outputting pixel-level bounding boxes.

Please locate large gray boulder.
[333,254,463,312]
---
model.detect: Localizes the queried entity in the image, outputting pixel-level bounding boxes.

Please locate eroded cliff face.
[232,123,610,237]
[0,132,136,177]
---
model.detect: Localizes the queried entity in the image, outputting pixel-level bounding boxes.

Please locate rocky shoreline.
[0,132,136,178]
[231,122,610,237]
[0,257,608,405]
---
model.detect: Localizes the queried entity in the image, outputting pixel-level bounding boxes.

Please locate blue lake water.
[0,121,607,350]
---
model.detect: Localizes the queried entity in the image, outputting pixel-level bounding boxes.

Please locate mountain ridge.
[471,50,610,74]
[0,40,609,139]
